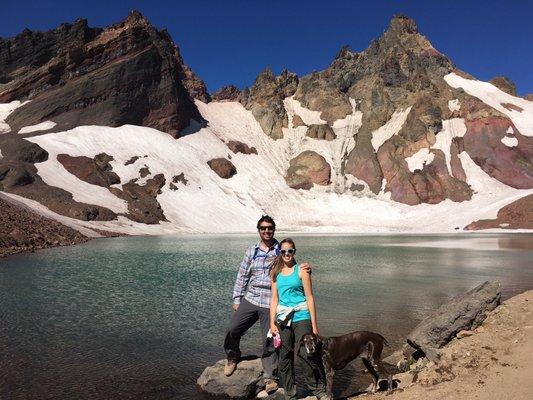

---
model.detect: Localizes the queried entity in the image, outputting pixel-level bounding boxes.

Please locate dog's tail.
[377,333,389,347]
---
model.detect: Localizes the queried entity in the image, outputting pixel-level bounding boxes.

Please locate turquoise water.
[1,234,532,399]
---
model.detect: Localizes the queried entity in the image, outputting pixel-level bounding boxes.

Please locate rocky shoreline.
[198,282,533,399]
[0,194,90,258]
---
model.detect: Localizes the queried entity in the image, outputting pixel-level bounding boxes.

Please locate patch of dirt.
[362,290,533,400]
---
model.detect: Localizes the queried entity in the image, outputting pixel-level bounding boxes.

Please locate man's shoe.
[264,378,278,394]
[224,360,237,376]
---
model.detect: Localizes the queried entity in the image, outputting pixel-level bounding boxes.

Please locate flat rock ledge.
[197,358,264,399]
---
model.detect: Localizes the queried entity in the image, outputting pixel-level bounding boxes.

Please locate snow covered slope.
[1,76,530,234]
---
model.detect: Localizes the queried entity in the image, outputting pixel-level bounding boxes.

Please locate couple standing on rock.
[223,216,327,399]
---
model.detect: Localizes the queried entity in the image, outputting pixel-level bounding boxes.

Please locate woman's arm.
[301,270,319,335]
[270,279,279,335]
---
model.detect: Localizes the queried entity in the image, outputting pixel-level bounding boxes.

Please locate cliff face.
[243,15,532,206]
[0,10,205,137]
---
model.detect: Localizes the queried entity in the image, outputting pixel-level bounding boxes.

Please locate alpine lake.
[1,233,532,399]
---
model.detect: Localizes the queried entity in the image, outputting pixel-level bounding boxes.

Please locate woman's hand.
[271,324,279,336]
[312,326,319,335]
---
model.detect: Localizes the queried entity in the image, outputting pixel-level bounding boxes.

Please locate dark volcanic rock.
[172,173,188,185]
[212,85,241,102]
[57,153,120,187]
[113,174,167,224]
[465,194,533,230]
[0,136,117,221]
[197,358,263,399]
[306,124,337,141]
[285,150,331,190]
[240,68,298,139]
[227,140,258,155]
[125,156,140,166]
[407,281,501,355]
[1,10,204,137]
[489,76,517,96]
[0,194,89,258]
[207,158,237,179]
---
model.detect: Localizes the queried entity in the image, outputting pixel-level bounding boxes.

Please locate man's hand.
[232,303,240,312]
[300,262,312,274]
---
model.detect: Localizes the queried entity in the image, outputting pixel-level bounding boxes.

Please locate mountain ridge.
[0,12,531,240]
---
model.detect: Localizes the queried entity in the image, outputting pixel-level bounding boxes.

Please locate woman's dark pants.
[278,319,326,399]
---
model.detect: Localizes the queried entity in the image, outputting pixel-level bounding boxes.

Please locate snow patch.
[501,136,518,147]
[405,148,435,172]
[448,99,461,112]
[444,73,533,136]
[506,126,514,134]
[431,118,467,175]
[11,100,533,234]
[19,121,57,134]
[0,100,30,133]
[371,107,412,152]
[283,96,326,125]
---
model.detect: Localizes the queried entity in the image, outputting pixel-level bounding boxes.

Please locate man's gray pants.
[224,298,277,379]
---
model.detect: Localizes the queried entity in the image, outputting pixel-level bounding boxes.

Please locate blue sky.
[1,0,532,95]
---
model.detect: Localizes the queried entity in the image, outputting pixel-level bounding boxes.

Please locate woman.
[269,238,326,400]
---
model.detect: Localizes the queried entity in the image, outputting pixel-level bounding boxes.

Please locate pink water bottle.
[273,333,282,349]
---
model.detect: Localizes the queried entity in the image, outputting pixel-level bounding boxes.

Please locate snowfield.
[1,75,532,235]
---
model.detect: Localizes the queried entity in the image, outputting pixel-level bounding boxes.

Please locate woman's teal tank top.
[276,264,311,323]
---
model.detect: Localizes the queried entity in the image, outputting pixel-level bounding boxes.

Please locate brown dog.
[301,331,392,399]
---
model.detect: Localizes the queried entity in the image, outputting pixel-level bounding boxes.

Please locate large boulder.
[285,151,331,190]
[208,158,237,179]
[406,281,501,357]
[197,358,263,399]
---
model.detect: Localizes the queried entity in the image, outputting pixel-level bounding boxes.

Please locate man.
[223,216,310,394]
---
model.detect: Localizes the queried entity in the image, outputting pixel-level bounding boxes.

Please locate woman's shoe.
[264,378,279,394]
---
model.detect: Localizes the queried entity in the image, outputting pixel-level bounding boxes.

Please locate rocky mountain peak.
[387,14,419,35]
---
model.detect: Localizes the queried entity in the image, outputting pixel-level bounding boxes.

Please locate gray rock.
[407,281,501,353]
[197,358,263,399]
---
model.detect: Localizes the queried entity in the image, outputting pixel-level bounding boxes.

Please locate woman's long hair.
[271,238,296,282]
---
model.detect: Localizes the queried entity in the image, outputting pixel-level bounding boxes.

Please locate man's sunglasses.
[280,249,295,255]
[259,226,275,232]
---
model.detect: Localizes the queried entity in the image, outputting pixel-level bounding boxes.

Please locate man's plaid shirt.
[232,240,280,308]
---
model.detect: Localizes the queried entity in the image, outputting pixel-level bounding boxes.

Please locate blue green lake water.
[1,234,532,399]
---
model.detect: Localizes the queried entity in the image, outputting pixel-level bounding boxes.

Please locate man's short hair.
[257,215,276,230]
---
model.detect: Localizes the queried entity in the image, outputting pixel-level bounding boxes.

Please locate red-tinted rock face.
[57,153,120,188]
[207,158,237,179]
[1,11,205,137]
[306,124,336,141]
[465,194,533,230]
[464,118,533,189]
[285,151,331,190]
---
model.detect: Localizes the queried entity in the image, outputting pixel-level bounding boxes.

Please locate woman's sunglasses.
[280,249,295,255]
